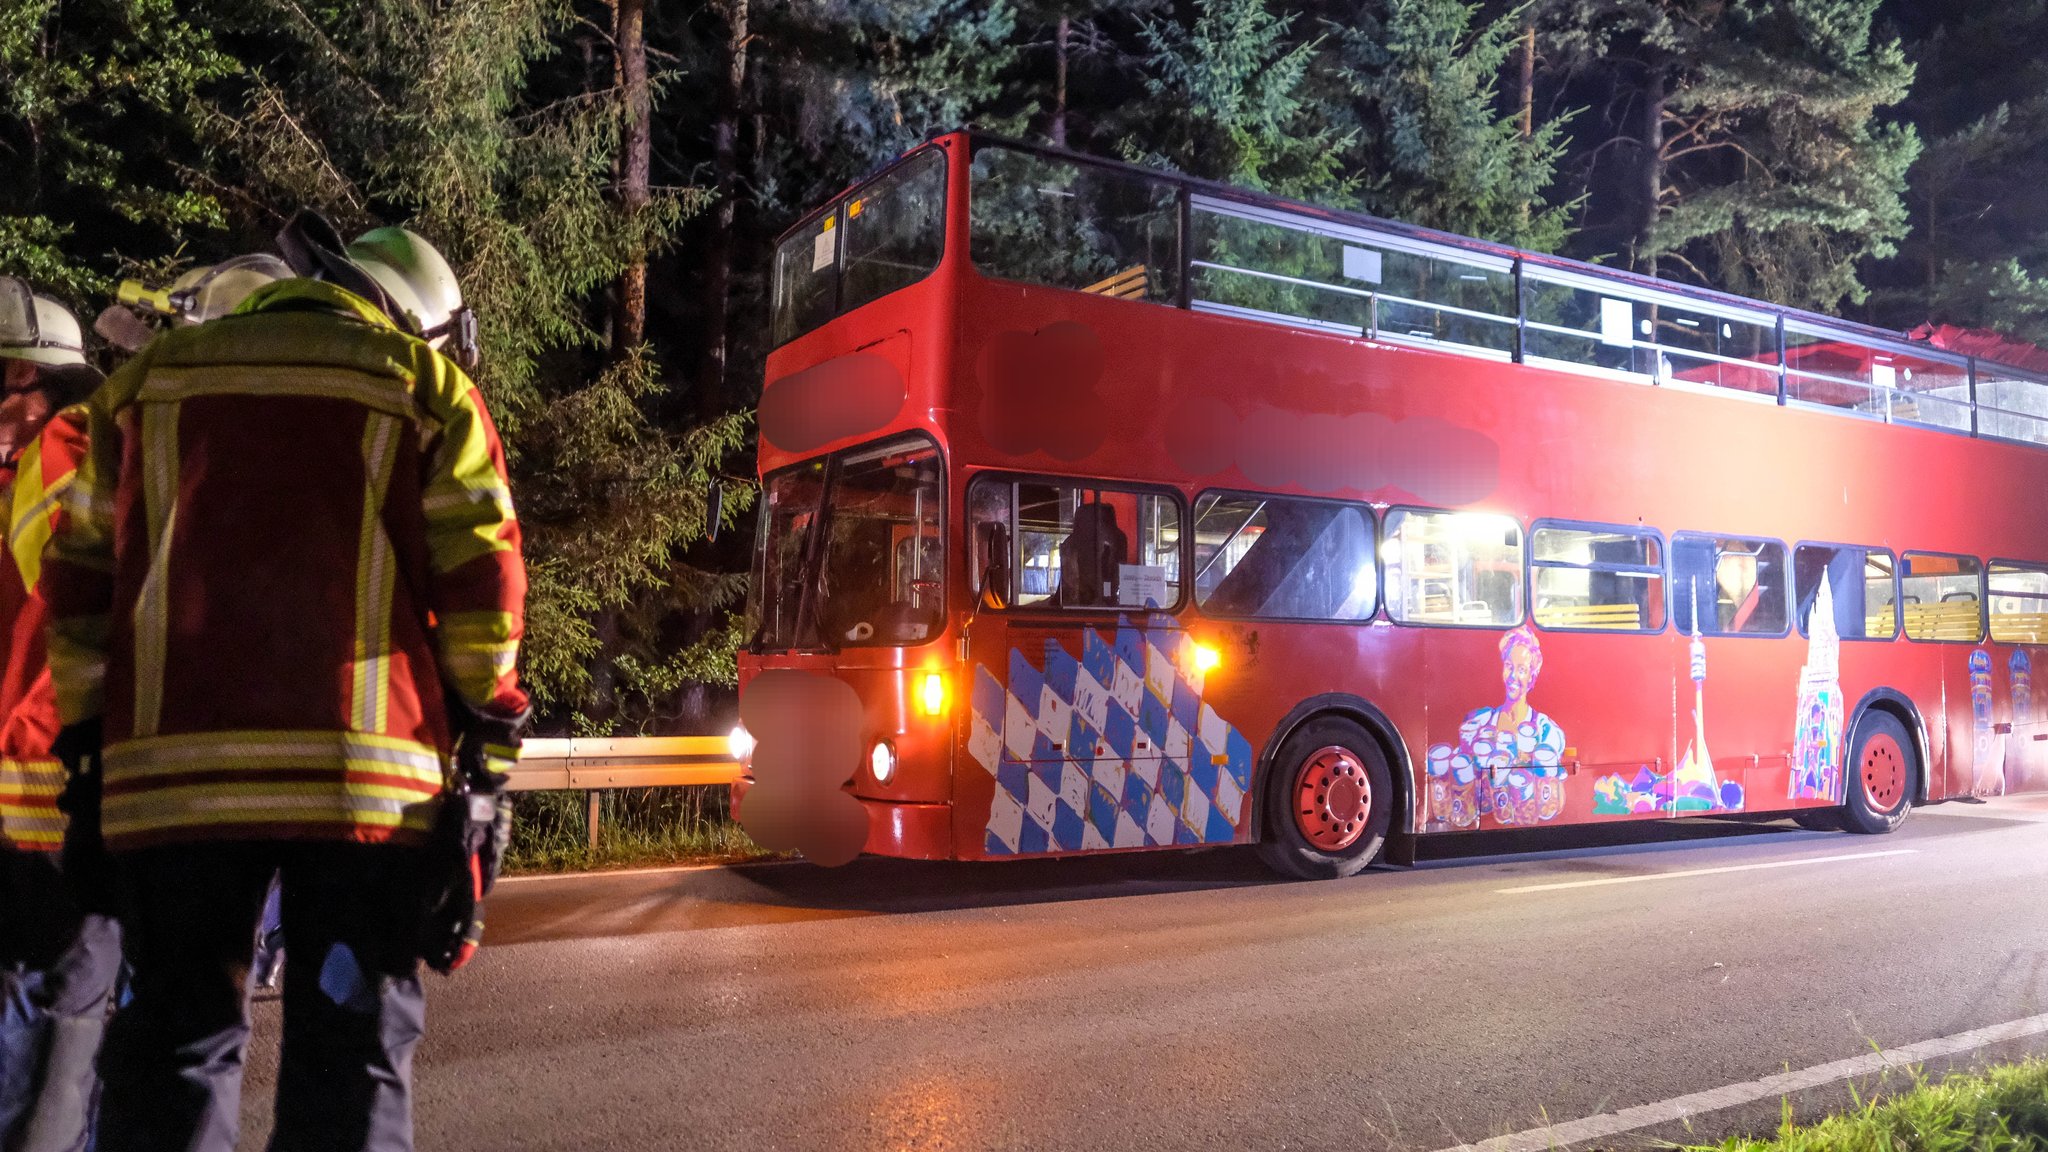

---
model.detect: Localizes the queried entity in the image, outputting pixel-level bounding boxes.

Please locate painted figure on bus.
[1971,649,2003,796]
[2007,650,2036,788]
[1424,624,1566,830]
[1790,574,1845,802]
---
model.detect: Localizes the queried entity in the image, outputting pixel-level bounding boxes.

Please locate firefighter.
[42,217,529,1152]
[0,276,115,1152]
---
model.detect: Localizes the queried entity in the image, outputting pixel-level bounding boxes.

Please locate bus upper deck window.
[969,144,1180,305]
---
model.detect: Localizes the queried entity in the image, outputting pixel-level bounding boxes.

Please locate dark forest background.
[5,0,2043,734]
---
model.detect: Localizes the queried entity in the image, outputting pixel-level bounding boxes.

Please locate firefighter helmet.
[0,277,87,367]
[114,254,295,329]
[344,228,478,369]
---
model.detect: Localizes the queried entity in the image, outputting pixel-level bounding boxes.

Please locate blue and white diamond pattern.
[968,621,1255,856]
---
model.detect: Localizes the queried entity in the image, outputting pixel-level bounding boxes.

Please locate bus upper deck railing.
[967,132,2048,450]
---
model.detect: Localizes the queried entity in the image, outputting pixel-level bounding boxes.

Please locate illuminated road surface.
[234,799,2048,1150]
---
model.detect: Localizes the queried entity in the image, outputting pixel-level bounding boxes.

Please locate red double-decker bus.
[732,130,2048,877]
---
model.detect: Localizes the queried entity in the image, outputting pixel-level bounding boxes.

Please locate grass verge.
[1691,1059,2048,1151]
[504,786,783,874]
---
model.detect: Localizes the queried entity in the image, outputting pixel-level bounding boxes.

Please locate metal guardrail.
[506,736,743,791]
[506,736,744,849]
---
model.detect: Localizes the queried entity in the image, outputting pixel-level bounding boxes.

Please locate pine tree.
[1007,0,1165,148]
[1121,0,1351,197]
[0,0,234,299]
[1547,0,1919,312]
[1327,0,1572,250]
[200,0,750,726]
[1867,2,2048,342]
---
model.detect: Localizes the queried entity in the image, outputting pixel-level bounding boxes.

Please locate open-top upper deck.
[770,130,2048,452]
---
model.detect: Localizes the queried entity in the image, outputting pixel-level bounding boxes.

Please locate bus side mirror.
[706,482,724,544]
[978,522,1010,611]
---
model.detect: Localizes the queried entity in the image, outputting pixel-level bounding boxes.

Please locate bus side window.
[1792,543,1895,640]
[1990,560,2048,644]
[1672,533,1788,636]
[1530,523,1662,632]
[1901,552,1984,642]
[1383,509,1523,627]
[968,476,1184,610]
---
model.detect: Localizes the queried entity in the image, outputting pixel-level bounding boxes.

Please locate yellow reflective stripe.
[352,413,402,733]
[104,730,444,783]
[439,608,518,701]
[422,482,513,518]
[421,385,514,575]
[7,439,69,590]
[0,758,65,847]
[136,366,418,421]
[130,402,181,738]
[103,796,439,838]
[0,758,65,789]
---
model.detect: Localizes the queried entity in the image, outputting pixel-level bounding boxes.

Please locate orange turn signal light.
[917,671,948,716]
[1192,642,1222,674]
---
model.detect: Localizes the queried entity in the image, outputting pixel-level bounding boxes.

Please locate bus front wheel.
[1841,710,1915,835]
[1254,716,1393,880]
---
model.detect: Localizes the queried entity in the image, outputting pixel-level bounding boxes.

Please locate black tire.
[1792,809,1842,833]
[1254,716,1394,880]
[1841,710,1915,835]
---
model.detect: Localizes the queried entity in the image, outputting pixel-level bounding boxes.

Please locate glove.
[417,699,528,974]
[52,719,116,914]
[448,698,527,898]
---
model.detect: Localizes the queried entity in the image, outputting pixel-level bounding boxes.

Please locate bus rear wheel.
[1255,716,1393,880]
[1841,711,1915,835]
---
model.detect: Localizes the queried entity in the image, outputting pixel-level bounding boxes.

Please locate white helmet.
[276,210,479,368]
[0,277,86,366]
[345,227,478,367]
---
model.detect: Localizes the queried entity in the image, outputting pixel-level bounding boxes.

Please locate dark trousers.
[95,843,427,1152]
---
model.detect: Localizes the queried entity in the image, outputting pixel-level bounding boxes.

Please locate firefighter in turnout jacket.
[0,276,116,1152]
[42,221,530,1152]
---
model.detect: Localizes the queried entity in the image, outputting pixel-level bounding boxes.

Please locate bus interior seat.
[1728,583,1762,632]
[1083,265,1149,301]
[1062,503,1127,606]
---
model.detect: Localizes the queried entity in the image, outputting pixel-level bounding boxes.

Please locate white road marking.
[1434,1010,2048,1152]
[1494,848,1916,894]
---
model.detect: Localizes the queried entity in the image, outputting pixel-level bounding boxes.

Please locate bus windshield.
[771,148,948,347]
[746,437,944,651]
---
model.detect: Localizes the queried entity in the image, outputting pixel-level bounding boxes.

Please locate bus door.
[963,479,1192,855]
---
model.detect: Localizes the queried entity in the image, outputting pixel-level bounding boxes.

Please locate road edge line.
[1433,1011,2048,1152]
[1495,849,1917,894]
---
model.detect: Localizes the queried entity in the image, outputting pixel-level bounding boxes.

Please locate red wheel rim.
[1860,732,1906,811]
[1294,745,1373,852]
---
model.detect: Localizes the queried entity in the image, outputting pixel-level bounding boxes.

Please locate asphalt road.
[233,798,2048,1150]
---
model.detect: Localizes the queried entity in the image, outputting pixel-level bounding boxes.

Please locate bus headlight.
[870,740,897,784]
[917,671,948,716]
[728,723,755,762]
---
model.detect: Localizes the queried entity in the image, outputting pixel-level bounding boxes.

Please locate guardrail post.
[587,790,601,851]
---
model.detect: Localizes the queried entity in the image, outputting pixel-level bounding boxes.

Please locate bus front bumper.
[731,777,954,862]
